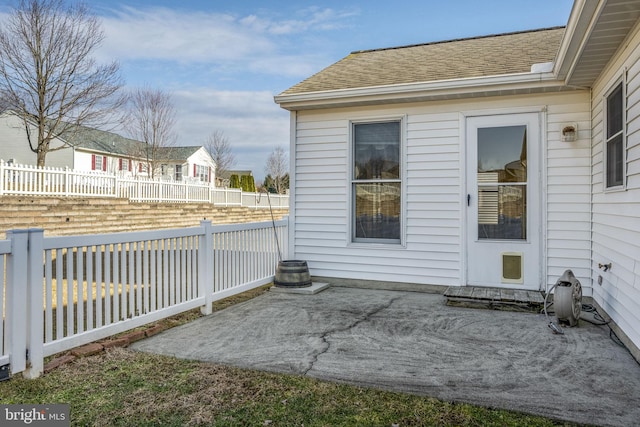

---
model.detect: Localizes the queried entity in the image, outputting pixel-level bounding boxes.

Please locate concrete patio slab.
[131,286,640,426]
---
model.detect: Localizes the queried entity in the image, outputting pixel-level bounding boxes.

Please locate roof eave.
[553,0,605,83]
[275,72,568,111]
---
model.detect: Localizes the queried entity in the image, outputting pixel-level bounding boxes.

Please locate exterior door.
[466,113,541,290]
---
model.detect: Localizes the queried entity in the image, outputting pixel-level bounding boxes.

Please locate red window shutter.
[193,164,196,177]
[129,159,132,171]
[139,163,142,172]
[119,158,122,170]
[102,157,107,171]
[91,154,96,170]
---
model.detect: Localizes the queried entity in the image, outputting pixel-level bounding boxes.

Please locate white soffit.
[558,0,640,87]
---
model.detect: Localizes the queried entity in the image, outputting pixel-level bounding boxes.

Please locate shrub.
[229,174,240,189]
[241,175,256,192]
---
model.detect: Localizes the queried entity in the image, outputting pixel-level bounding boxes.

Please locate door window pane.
[477,126,527,182]
[478,185,526,240]
[477,125,527,240]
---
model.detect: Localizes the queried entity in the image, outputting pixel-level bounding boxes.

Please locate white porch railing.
[0,218,288,378]
[0,160,289,208]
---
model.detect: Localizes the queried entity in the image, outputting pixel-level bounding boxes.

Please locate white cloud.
[172,89,290,182]
[100,7,272,62]
[98,5,354,75]
[93,5,348,180]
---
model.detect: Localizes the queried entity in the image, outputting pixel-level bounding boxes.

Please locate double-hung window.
[92,154,105,171]
[605,81,625,189]
[352,120,402,244]
[195,165,209,182]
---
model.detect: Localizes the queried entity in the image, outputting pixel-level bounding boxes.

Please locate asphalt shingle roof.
[65,126,200,160]
[280,27,565,96]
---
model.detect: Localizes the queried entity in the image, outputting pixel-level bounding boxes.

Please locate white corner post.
[5,229,45,379]
[5,230,29,376]
[24,229,44,378]
[199,220,214,315]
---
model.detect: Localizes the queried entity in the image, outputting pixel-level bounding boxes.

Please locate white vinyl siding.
[545,99,592,291]
[590,20,640,351]
[291,92,591,289]
[0,112,73,168]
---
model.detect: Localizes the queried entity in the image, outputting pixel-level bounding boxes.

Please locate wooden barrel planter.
[274,260,312,288]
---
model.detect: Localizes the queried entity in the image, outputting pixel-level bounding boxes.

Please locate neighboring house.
[0,110,70,167]
[275,0,640,359]
[0,111,215,183]
[216,170,253,187]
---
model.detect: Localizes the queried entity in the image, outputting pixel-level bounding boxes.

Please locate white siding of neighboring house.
[186,147,216,183]
[590,20,640,352]
[0,112,72,168]
[73,150,119,174]
[291,91,592,292]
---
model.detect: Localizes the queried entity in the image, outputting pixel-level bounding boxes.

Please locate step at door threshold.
[443,286,544,312]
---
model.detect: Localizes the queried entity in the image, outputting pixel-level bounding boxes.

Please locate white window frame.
[195,164,209,182]
[349,117,405,246]
[94,155,105,171]
[604,77,626,191]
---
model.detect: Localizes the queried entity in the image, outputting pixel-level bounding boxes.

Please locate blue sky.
[1,0,575,181]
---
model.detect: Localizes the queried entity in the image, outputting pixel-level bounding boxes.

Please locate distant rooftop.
[65,125,202,160]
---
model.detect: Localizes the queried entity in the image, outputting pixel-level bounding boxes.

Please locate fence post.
[114,172,120,198]
[198,220,214,315]
[5,230,29,376]
[0,159,4,196]
[24,229,44,379]
[64,167,70,197]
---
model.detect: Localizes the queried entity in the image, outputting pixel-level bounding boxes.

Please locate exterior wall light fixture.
[561,123,578,142]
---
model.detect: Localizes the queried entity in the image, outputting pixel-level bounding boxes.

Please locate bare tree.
[0,0,124,166]
[125,87,177,178]
[264,145,288,194]
[205,130,236,185]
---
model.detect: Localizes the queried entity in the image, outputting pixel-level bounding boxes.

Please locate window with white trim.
[352,120,401,243]
[93,154,105,171]
[605,81,625,188]
[195,164,209,182]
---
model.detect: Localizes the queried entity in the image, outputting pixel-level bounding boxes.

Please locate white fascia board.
[275,71,562,110]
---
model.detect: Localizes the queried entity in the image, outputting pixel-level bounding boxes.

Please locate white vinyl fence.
[0,218,288,378]
[0,160,289,208]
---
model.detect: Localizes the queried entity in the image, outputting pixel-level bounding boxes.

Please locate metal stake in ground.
[265,190,282,262]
